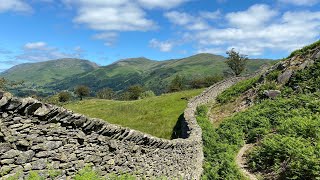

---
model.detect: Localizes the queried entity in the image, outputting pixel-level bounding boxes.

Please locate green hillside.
[65,88,204,139]
[1,54,273,97]
[199,40,320,179]
[52,54,274,95]
[1,58,98,96]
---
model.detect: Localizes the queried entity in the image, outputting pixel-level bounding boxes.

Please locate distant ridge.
[1,54,274,96]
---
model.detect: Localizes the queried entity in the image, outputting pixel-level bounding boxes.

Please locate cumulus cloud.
[165,4,320,56]
[63,0,190,46]
[200,10,221,20]
[197,47,225,55]
[149,39,175,52]
[226,4,278,28]
[74,3,155,31]
[24,42,48,50]
[0,0,32,13]
[137,0,189,9]
[92,32,118,46]
[165,11,210,30]
[16,42,85,62]
[278,0,319,6]
[64,0,189,32]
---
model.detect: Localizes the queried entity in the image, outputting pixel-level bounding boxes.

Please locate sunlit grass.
[65,89,204,139]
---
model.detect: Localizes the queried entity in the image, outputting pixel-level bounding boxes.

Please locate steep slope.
[198,40,320,179]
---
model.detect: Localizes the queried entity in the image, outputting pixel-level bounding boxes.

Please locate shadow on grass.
[171,113,184,139]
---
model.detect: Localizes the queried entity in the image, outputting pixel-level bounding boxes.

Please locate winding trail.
[236,144,257,180]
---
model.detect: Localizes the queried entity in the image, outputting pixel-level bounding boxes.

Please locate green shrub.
[27,171,44,180]
[106,173,136,180]
[58,91,72,102]
[199,93,320,179]
[139,90,156,99]
[247,134,320,179]
[96,88,114,99]
[289,58,320,93]
[217,76,259,104]
[196,105,245,180]
[74,166,103,180]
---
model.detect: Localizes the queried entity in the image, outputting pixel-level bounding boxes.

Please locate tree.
[96,88,114,99]
[168,75,186,92]
[58,91,72,102]
[225,48,248,76]
[127,85,144,100]
[75,85,90,100]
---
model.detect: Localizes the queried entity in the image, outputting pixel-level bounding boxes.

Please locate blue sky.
[0,0,320,71]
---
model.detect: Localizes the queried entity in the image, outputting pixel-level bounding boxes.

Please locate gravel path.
[236,144,257,180]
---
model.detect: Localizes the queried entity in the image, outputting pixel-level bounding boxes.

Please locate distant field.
[64,88,204,139]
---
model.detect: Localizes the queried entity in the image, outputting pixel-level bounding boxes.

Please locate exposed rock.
[34,105,52,117]
[277,70,293,84]
[0,92,12,107]
[45,141,62,150]
[0,143,12,153]
[15,150,35,164]
[0,165,12,176]
[31,159,47,170]
[264,90,281,99]
[24,163,32,171]
[1,159,15,165]
[1,149,20,159]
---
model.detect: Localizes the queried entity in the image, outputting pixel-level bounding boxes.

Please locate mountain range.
[1,53,274,96]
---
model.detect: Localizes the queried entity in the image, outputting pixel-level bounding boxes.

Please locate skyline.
[0,0,320,71]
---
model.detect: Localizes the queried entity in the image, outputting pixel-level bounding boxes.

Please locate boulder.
[0,92,12,108]
[264,90,281,99]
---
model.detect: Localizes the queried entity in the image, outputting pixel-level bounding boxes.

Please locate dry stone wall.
[0,74,252,179]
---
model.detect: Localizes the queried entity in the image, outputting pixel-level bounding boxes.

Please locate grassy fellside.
[64,88,204,139]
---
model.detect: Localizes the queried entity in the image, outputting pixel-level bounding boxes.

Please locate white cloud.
[166,4,320,56]
[149,39,174,52]
[73,3,155,31]
[197,47,225,54]
[16,42,85,62]
[200,10,221,20]
[278,0,319,6]
[165,11,210,30]
[62,0,190,47]
[92,32,118,46]
[137,0,189,9]
[226,4,278,28]
[24,42,48,50]
[64,0,189,33]
[0,0,32,13]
